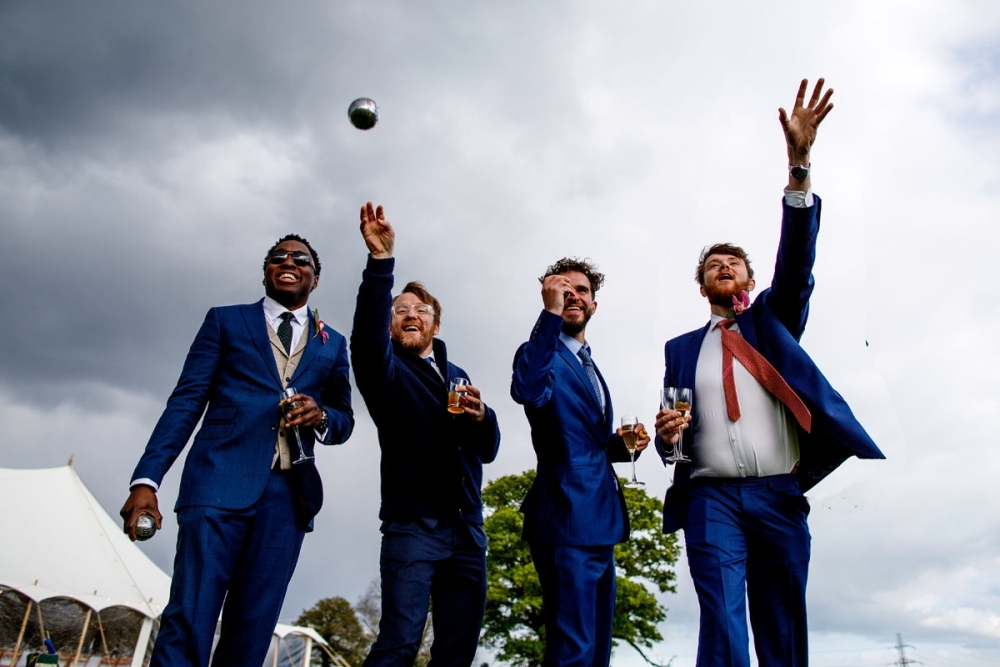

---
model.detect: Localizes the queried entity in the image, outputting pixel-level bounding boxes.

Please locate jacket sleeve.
[510,310,563,409]
[766,195,822,340]
[318,333,354,445]
[130,308,222,486]
[469,405,501,464]
[350,256,397,404]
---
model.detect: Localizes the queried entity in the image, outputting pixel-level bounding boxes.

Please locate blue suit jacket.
[657,197,884,533]
[131,300,354,524]
[512,310,631,546]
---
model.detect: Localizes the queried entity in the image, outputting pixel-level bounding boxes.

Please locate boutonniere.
[313,309,329,344]
[728,290,750,317]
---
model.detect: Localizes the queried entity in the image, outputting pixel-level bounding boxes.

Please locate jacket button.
[271,425,277,431]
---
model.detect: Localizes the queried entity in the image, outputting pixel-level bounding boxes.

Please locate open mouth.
[403,325,420,332]
[277,272,299,284]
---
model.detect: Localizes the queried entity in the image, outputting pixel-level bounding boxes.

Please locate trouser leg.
[531,542,616,667]
[685,486,751,667]
[212,471,305,667]
[363,524,436,667]
[745,478,811,667]
[150,506,251,667]
[427,525,487,667]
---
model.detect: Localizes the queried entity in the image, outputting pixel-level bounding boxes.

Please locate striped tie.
[717,319,811,432]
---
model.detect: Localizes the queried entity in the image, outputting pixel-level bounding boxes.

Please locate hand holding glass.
[621,415,645,488]
[280,387,314,465]
[448,378,469,414]
[660,387,692,463]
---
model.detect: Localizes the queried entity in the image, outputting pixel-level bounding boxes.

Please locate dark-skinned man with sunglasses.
[351,202,500,667]
[120,235,354,667]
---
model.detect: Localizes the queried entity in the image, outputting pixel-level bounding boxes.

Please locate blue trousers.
[363,519,487,667]
[530,543,617,667]
[684,474,810,667]
[151,470,306,667]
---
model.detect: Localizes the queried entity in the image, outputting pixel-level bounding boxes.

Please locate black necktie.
[278,312,295,354]
[577,346,604,411]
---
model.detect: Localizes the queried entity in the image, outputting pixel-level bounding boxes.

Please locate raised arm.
[510,275,574,408]
[350,202,398,400]
[769,79,833,336]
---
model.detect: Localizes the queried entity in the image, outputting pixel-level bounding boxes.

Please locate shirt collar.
[559,331,588,356]
[262,296,310,327]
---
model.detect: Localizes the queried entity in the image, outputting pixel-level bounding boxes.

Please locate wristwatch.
[789,164,810,180]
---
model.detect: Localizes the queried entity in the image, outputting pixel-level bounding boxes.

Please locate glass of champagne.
[621,415,645,489]
[448,377,469,414]
[280,387,313,465]
[660,387,692,463]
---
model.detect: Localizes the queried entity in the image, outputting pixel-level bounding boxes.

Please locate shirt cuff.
[130,478,159,492]
[783,187,814,208]
[314,426,329,443]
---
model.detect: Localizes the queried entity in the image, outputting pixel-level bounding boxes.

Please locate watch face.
[791,166,810,180]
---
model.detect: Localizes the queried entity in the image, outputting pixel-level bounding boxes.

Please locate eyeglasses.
[268,251,314,267]
[392,304,434,317]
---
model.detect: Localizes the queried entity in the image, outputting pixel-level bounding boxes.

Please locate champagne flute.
[280,387,313,465]
[660,387,692,463]
[621,415,645,489]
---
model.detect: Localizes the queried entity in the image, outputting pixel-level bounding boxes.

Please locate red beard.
[703,278,752,309]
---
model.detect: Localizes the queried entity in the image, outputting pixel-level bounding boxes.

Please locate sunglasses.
[268,251,314,267]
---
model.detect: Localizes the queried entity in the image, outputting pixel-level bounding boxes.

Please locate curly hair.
[539,257,605,294]
[695,243,753,285]
[263,234,322,276]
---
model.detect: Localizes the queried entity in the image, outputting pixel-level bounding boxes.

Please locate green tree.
[295,596,371,666]
[480,470,680,667]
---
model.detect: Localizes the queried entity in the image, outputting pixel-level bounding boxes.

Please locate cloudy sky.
[2,1,998,665]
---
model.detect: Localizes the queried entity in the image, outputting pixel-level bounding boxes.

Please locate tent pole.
[9,600,32,667]
[130,617,154,667]
[302,637,313,667]
[71,608,91,666]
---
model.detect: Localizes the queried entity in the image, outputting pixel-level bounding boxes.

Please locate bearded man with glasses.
[351,202,501,667]
[121,233,354,667]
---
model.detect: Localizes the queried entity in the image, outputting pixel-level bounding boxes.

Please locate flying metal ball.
[348,98,379,130]
[135,513,157,541]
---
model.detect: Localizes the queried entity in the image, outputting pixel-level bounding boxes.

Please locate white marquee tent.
[0,465,346,667]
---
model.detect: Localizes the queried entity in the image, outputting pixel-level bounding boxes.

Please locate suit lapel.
[557,343,605,420]
[243,300,282,387]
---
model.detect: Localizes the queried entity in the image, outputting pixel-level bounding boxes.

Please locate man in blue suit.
[120,234,354,667]
[654,79,885,667]
[352,202,501,667]
[512,258,650,667]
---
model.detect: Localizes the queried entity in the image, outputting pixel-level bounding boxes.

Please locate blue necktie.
[577,346,604,411]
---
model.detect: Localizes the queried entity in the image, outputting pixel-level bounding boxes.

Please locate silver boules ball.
[348,98,379,130]
[135,514,157,541]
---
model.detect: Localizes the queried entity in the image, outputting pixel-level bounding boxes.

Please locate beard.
[703,278,752,309]
[390,323,435,354]
[561,307,594,337]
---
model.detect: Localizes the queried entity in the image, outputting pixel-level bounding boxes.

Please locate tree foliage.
[296,579,434,667]
[480,470,680,667]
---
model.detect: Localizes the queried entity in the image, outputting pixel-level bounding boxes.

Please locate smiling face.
[390,292,440,357]
[700,253,755,310]
[559,270,598,337]
[263,240,319,309]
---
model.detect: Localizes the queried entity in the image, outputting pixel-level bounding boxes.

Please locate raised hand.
[778,78,834,164]
[360,201,394,259]
[541,274,574,315]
